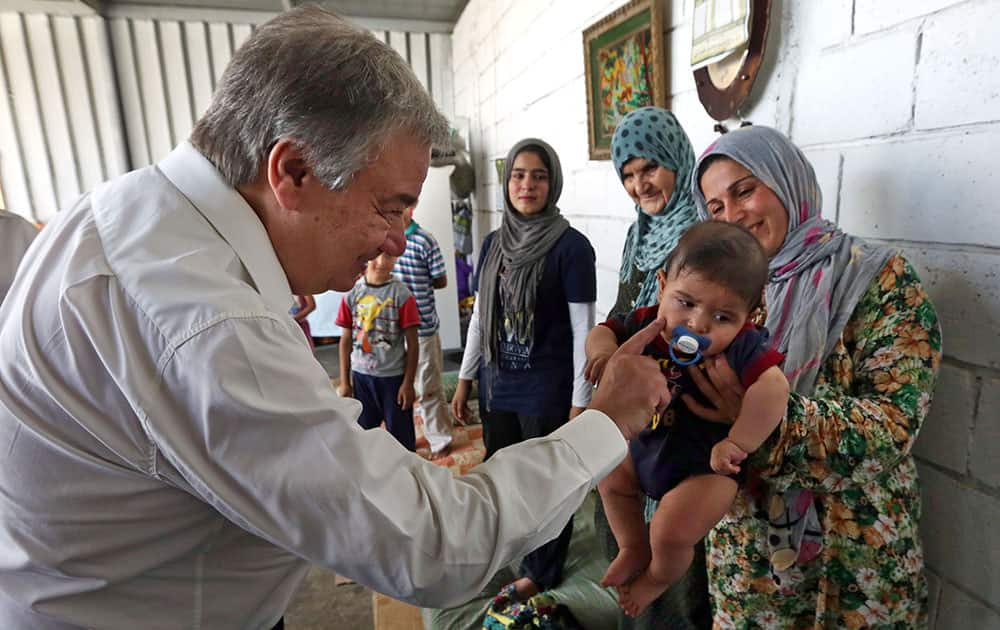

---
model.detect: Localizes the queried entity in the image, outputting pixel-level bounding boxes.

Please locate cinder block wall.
[451,0,999,626]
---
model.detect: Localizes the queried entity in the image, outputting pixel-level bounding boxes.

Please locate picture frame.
[582,0,666,161]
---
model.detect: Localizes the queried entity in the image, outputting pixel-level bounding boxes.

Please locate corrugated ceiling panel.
[0,9,455,219]
[159,20,195,147]
[110,16,151,168]
[52,15,105,193]
[1,13,58,219]
[208,22,232,85]
[0,34,34,219]
[184,21,215,119]
[25,13,82,216]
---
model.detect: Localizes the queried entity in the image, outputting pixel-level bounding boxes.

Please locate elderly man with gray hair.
[0,7,670,628]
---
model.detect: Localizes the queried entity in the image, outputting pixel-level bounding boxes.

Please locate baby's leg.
[618,474,737,618]
[597,455,651,587]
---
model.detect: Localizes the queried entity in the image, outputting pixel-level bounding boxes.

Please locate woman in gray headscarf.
[689,125,941,627]
[451,138,597,600]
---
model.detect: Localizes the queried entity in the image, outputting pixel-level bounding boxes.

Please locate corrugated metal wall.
[0,9,454,222]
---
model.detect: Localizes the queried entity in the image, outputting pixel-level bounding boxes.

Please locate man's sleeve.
[151,316,627,608]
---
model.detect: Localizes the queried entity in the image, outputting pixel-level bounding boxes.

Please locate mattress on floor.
[421,491,619,630]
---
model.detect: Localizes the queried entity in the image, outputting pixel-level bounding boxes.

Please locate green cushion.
[422,492,618,630]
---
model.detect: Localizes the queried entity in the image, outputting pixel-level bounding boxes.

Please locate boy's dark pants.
[352,371,416,451]
[480,408,572,591]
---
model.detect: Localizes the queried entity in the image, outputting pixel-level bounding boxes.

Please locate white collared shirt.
[0,143,626,629]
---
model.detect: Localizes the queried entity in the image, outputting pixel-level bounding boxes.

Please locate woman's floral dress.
[708,255,942,629]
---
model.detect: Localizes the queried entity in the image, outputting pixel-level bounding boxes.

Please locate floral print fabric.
[707,255,941,629]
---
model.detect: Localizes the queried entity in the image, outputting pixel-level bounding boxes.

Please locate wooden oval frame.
[693,0,771,122]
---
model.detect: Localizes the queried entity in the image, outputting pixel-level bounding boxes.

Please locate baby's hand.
[584,352,614,385]
[711,438,748,475]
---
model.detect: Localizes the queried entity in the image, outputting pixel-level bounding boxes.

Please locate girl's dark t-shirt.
[475,227,596,416]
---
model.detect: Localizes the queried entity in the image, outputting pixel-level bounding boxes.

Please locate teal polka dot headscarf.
[611,107,699,308]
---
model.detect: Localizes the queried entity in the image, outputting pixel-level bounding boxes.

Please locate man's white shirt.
[0,142,626,629]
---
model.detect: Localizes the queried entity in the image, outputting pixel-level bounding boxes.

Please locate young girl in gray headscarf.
[452,138,597,600]
[690,125,941,628]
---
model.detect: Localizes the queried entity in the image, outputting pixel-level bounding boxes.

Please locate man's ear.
[267,139,311,212]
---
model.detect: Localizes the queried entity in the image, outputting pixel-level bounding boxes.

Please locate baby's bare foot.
[618,570,670,618]
[600,546,651,587]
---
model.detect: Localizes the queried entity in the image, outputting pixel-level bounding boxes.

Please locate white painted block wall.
[451,0,1000,626]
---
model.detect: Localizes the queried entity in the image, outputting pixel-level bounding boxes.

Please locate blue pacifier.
[668,325,711,366]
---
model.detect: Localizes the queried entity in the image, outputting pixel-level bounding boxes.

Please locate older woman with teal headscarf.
[590,107,713,630]
[609,106,700,316]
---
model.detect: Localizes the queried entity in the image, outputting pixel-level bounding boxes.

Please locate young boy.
[586,221,790,617]
[336,253,420,451]
[393,206,453,459]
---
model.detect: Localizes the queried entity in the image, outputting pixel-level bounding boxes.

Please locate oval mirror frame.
[693,0,771,122]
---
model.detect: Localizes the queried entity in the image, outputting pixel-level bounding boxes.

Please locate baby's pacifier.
[668,325,711,366]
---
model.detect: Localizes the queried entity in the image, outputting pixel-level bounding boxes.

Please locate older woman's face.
[621,157,676,216]
[699,157,789,258]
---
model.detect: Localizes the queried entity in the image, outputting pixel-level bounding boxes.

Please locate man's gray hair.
[190,5,449,189]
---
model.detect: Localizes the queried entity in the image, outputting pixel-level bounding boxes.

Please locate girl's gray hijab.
[691,126,893,394]
[478,138,569,373]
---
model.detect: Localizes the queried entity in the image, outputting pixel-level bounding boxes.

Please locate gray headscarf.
[478,138,569,370]
[611,107,699,309]
[691,126,893,394]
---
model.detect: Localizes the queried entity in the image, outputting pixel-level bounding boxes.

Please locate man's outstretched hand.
[589,317,671,441]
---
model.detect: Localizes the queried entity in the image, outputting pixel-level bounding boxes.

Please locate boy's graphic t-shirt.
[336,279,419,377]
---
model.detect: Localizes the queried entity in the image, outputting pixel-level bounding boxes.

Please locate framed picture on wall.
[582,0,666,160]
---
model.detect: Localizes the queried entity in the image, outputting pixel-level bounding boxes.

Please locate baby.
[586,221,790,616]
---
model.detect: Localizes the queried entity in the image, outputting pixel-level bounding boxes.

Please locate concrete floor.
[284,569,374,630]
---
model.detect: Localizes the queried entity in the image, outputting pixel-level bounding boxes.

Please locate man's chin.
[328,278,356,292]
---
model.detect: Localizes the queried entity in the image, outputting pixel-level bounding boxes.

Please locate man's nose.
[382,226,407,256]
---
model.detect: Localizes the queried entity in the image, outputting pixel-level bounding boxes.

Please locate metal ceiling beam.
[3,0,459,32]
[101,2,277,24]
[2,1,99,16]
